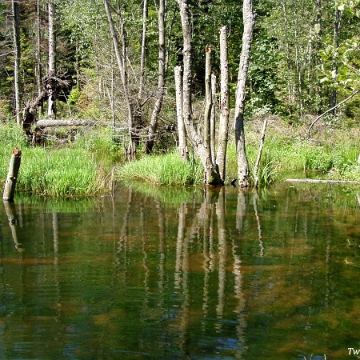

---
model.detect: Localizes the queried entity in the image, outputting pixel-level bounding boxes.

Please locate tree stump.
[3,148,22,202]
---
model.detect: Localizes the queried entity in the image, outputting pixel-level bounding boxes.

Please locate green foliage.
[68,87,81,106]
[0,100,13,122]
[0,122,28,149]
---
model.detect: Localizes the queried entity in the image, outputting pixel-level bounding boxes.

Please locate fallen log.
[36,119,97,127]
[285,178,359,185]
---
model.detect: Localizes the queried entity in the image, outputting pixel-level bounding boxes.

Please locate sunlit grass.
[0,124,109,197]
[1,120,360,194]
[117,151,203,186]
[17,147,104,197]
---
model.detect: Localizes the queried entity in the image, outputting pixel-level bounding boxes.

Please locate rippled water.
[0,183,360,359]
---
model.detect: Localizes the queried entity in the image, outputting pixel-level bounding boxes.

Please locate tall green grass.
[117,151,203,186]
[2,120,359,194]
[17,148,103,196]
[0,124,112,197]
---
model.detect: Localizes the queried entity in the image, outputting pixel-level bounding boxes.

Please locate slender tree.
[35,0,43,117]
[47,0,56,118]
[103,0,136,156]
[203,46,213,167]
[216,26,230,183]
[330,1,343,115]
[174,66,188,160]
[139,0,147,101]
[234,0,255,188]
[175,0,222,185]
[12,0,21,125]
[146,0,166,153]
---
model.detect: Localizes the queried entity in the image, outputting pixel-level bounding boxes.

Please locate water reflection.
[0,184,360,359]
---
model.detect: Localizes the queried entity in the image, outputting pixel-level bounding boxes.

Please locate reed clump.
[0,124,112,197]
[117,151,203,186]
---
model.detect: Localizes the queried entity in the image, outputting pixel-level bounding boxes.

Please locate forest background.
[1,0,360,194]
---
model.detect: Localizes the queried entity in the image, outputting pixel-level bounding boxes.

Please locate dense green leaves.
[0,0,359,124]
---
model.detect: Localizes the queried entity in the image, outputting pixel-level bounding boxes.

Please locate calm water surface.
[0,183,360,359]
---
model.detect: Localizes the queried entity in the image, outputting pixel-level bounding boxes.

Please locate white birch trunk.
[210,74,216,165]
[203,47,213,166]
[174,66,188,160]
[147,0,166,153]
[103,0,135,156]
[47,0,56,119]
[216,26,230,183]
[234,0,255,188]
[139,0,147,101]
[12,0,21,125]
[176,0,221,185]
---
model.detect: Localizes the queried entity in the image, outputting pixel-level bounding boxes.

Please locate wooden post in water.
[3,147,22,202]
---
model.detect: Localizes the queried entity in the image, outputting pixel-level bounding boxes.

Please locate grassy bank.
[1,118,360,197]
[118,118,360,187]
[0,124,116,197]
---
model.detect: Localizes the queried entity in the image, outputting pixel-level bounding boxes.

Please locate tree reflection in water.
[0,184,359,359]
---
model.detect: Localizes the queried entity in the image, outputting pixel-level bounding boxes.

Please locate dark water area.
[1,183,360,359]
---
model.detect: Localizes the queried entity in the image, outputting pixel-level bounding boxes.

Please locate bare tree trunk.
[253,118,268,189]
[146,0,166,153]
[12,0,21,125]
[210,74,216,165]
[216,26,230,183]
[176,0,221,185]
[47,0,56,119]
[203,47,213,166]
[234,0,255,188]
[174,66,188,160]
[35,0,43,118]
[139,0,147,101]
[331,3,342,115]
[103,0,135,157]
[3,148,22,202]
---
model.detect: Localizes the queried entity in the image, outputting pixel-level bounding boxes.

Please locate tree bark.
[253,118,268,189]
[12,0,21,125]
[210,74,216,166]
[36,119,97,127]
[234,0,255,188]
[3,148,22,202]
[331,3,342,114]
[47,0,56,119]
[103,0,136,157]
[216,26,230,183]
[176,0,221,185]
[35,0,43,118]
[146,0,166,153]
[139,0,148,101]
[174,66,188,160]
[285,179,359,184]
[203,47,213,167]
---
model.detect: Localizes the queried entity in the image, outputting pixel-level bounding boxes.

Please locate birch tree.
[174,66,188,160]
[175,0,222,185]
[12,0,21,125]
[103,0,136,156]
[234,0,255,188]
[146,0,166,153]
[35,0,43,117]
[47,0,56,118]
[216,26,230,183]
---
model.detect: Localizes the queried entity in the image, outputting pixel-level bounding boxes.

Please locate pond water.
[0,183,360,359]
